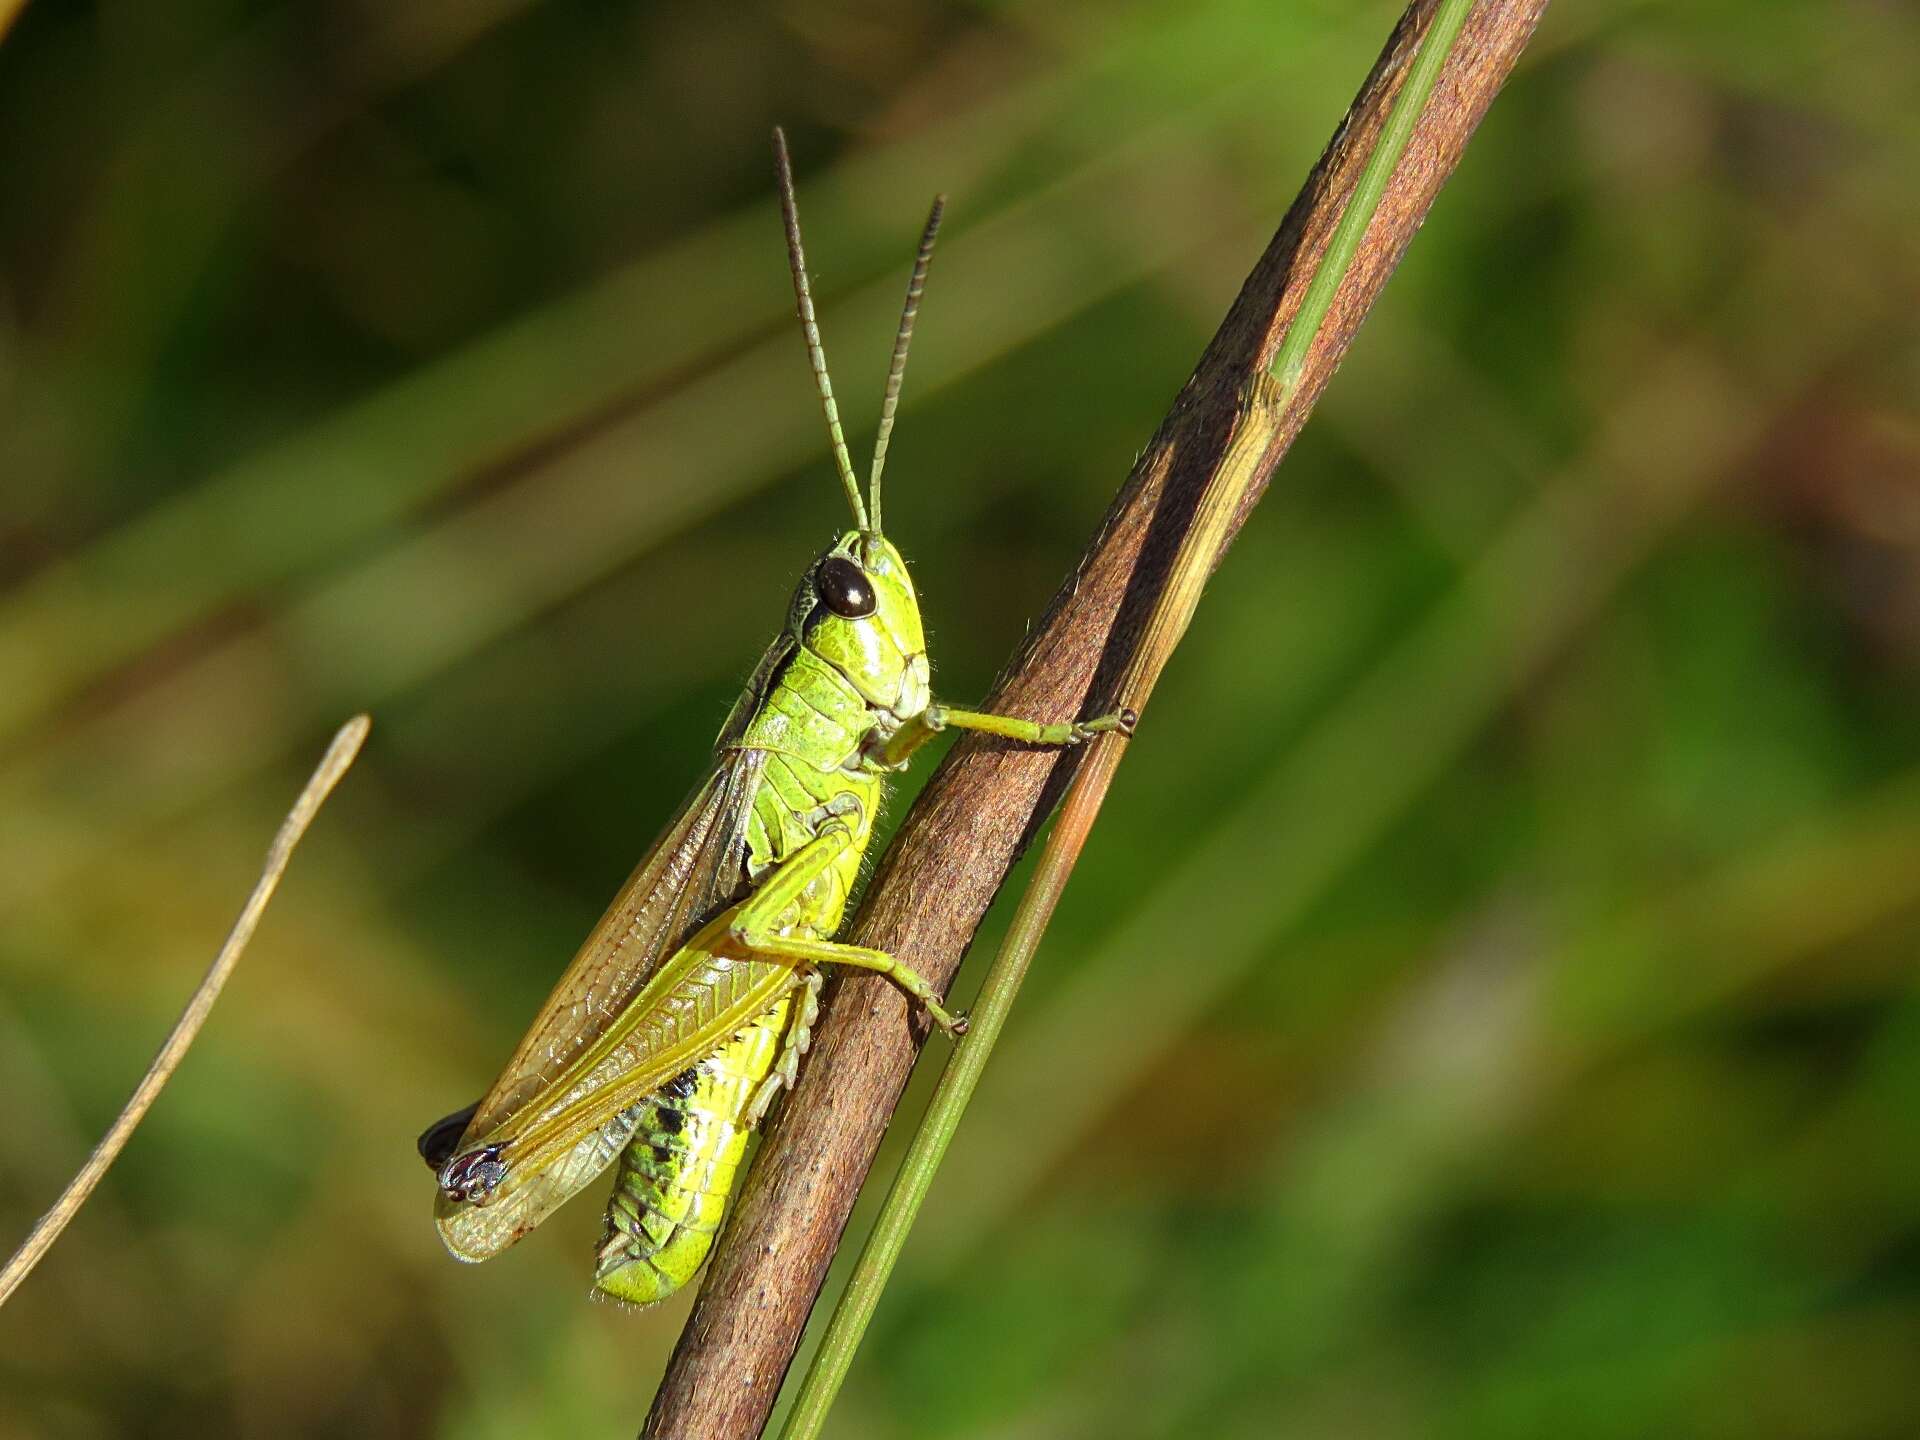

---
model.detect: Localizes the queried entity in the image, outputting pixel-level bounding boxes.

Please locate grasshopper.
[419,129,1133,1306]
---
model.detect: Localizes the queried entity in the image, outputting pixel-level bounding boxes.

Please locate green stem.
[1270,0,1476,400]
[775,4,1480,1435]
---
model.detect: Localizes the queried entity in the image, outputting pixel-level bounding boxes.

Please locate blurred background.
[2,1,1917,1436]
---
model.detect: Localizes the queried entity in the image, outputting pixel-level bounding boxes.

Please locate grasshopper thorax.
[792,530,929,718]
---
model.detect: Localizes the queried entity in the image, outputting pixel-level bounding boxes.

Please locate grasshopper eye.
[818,555,877,619]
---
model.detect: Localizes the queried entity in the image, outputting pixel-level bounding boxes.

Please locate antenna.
[771,127,869,533]
[868,193,944,537]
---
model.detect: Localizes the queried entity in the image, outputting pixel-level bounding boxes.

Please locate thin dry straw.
[0,715,372,1308]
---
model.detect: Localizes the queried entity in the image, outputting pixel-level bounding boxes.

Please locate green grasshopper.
[419,129,1133,1305]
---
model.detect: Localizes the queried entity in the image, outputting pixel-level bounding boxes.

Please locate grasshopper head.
[769,126,944,721]
[796,530,929,716]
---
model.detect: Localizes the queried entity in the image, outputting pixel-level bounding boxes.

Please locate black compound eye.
[817,555,877,619]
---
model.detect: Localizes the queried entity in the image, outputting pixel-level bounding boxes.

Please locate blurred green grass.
[2,2,1918,1437]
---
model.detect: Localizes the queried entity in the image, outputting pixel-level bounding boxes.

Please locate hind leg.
[746,967,823,1126]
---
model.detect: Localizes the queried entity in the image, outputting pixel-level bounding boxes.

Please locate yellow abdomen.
[592,992,794,1305]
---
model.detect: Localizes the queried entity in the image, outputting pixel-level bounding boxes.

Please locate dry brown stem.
[643,3,1550,1435]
